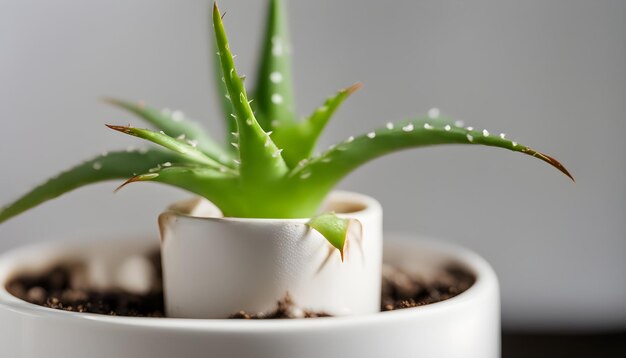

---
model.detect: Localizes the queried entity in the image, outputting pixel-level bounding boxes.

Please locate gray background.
[1,0,624,331]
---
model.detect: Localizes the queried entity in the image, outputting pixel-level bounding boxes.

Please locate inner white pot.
[159,191,383,318]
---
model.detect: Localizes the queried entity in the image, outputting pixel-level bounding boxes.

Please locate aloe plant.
[0,1,572,254]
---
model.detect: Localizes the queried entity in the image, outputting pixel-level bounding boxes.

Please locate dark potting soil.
[380,264,475,311]
[5,251,165,317]
[229,294,333,319]
[6,251,475,318]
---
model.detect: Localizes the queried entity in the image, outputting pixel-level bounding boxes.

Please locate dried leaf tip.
[345,82,364,95]
[114,173,159,193]
[535,151,575,182]
[213,2,225,19]
[105,124,134,134]
[100,97,129,106]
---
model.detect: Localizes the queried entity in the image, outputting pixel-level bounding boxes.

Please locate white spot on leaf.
[270,72,283,83]
[271,37,284,56]
[272,149,283,158]
[402,123,414,132]
[271,94,284,104]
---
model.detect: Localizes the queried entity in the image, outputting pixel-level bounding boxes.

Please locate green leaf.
[292,116,574,194]
[253,0,296,130]
[209,39,238,141]
[116,164,243,216]
[272,83,362,167]
[104,98,231,165]
[0,149,183,224]
[106,125,234,173]
[307,212,362,260]
[213,2,289,182]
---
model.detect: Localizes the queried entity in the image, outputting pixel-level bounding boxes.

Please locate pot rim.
[0,234,497,332]
[161,190,382,223]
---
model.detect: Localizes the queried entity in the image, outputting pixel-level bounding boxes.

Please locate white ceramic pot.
[0,235,500,358]
[159,191,383,318]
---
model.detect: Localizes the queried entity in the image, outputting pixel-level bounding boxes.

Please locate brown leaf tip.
[533,150,575,182]
[114,177,136,193]
[345,82,364,95]
[105,124,134,135]
[114,173,159,193]
[213,2,226,19]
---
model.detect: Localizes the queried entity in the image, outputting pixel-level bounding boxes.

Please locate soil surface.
[229,295,332,319]
[6,251,164,317]
[380,264,475,311]
[6,251,474,318]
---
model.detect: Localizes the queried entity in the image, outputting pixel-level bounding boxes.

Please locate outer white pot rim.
[0,234,496,332]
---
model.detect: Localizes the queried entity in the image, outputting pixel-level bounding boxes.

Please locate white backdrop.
[1,0,624,331]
